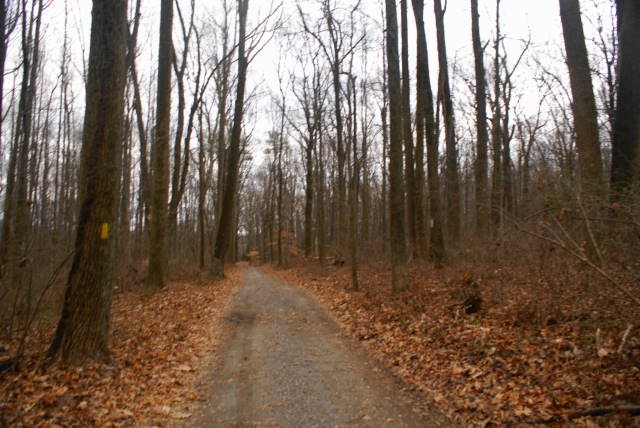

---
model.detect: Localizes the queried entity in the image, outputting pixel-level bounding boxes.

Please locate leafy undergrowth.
[1,267,241,427]
[273,262,640,427]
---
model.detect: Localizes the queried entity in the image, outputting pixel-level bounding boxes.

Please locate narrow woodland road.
[194,266,453,427]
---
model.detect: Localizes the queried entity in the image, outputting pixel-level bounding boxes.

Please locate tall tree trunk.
[304,138,313,257]
[197,109,207,269]
[384,0,407,291]
[380,39,389,252]
[316,124,326,265]
[471,0,489,235]
[212,31,231,261]
[48,0,127,365]
[410,3,427,260]
[400,0,416,257]
[213,0,249,275]
[126,0,149,226]
[10,0,43,294]
[332,64,346,254]
[501,85,515,214]
[168,4,197,250]
[277,100,285,267]
[0,0,16,158]
[381,103,388,251]
[118,108,132,264]
[348,74,359,291]
[490,0,503,234]
[412,0,444,265]
[559,0,604,197]
[360,80,371,249]
[147,0,173,288]
[434,0,460,244]
[610,0,639,201]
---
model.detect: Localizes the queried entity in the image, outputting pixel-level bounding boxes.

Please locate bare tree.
[168,0,196,247]
[347,72,359,290]
[434,0,460,244]
[400,0,416,256]
[1,0,44,303]
[610,0,639,200]
[212,0,233,262]
[289,46,326,259]
[471,0,489,235]
[126,0,150,224]
[384,0,407,291]
[0,0,18,157]
[299,1,363,255]
[559,0,604,197]
[148,0,173,288]
[48,0,127,364]
[213,0,249,275]
[490,0,503,233]
[412,0,444,264]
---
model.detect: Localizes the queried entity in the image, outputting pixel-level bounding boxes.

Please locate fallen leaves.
[274,263,640,427]
[0,267,241,427]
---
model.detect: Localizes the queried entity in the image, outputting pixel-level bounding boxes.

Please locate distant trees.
[48,0,127,364]
[299,1,364,258]
[290,48,325,259]
[0,0,638,366]
[1,0,43,282]
[0,0,286,365]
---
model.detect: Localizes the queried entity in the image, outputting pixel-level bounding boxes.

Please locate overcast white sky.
[31,0,611,152]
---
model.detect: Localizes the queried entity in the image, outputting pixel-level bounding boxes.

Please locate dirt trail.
[193,266,453,427]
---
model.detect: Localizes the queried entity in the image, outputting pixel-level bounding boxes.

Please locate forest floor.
[272,261,640,427]
[189,266,452,427]
[3,261,638,427]
[0,266,240,427]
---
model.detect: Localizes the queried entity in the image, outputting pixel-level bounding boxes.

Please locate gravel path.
[195,266,453,427]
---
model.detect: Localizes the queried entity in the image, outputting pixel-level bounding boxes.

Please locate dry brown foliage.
[273,252,640,427]
[0,267,241,427]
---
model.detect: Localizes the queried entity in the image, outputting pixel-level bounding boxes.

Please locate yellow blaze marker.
[100,223,110,240]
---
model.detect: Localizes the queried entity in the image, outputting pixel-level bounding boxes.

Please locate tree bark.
[384,0,407,291]
[610,0,639,201]
[168,2,197,249]
[348,74,359,291]
[213,0,249,275]
[6,0,43,295]
[125,0,149,225]
[471,0,489,235]
[434,0,460,244]
[316,121,326,265]
[48,0,127,365]
[212,14,232,262]
[490,0,503,234]
[148,0,173,288]
[413,0,445,265]
[400,0,416,257]
[559,0,604,197]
